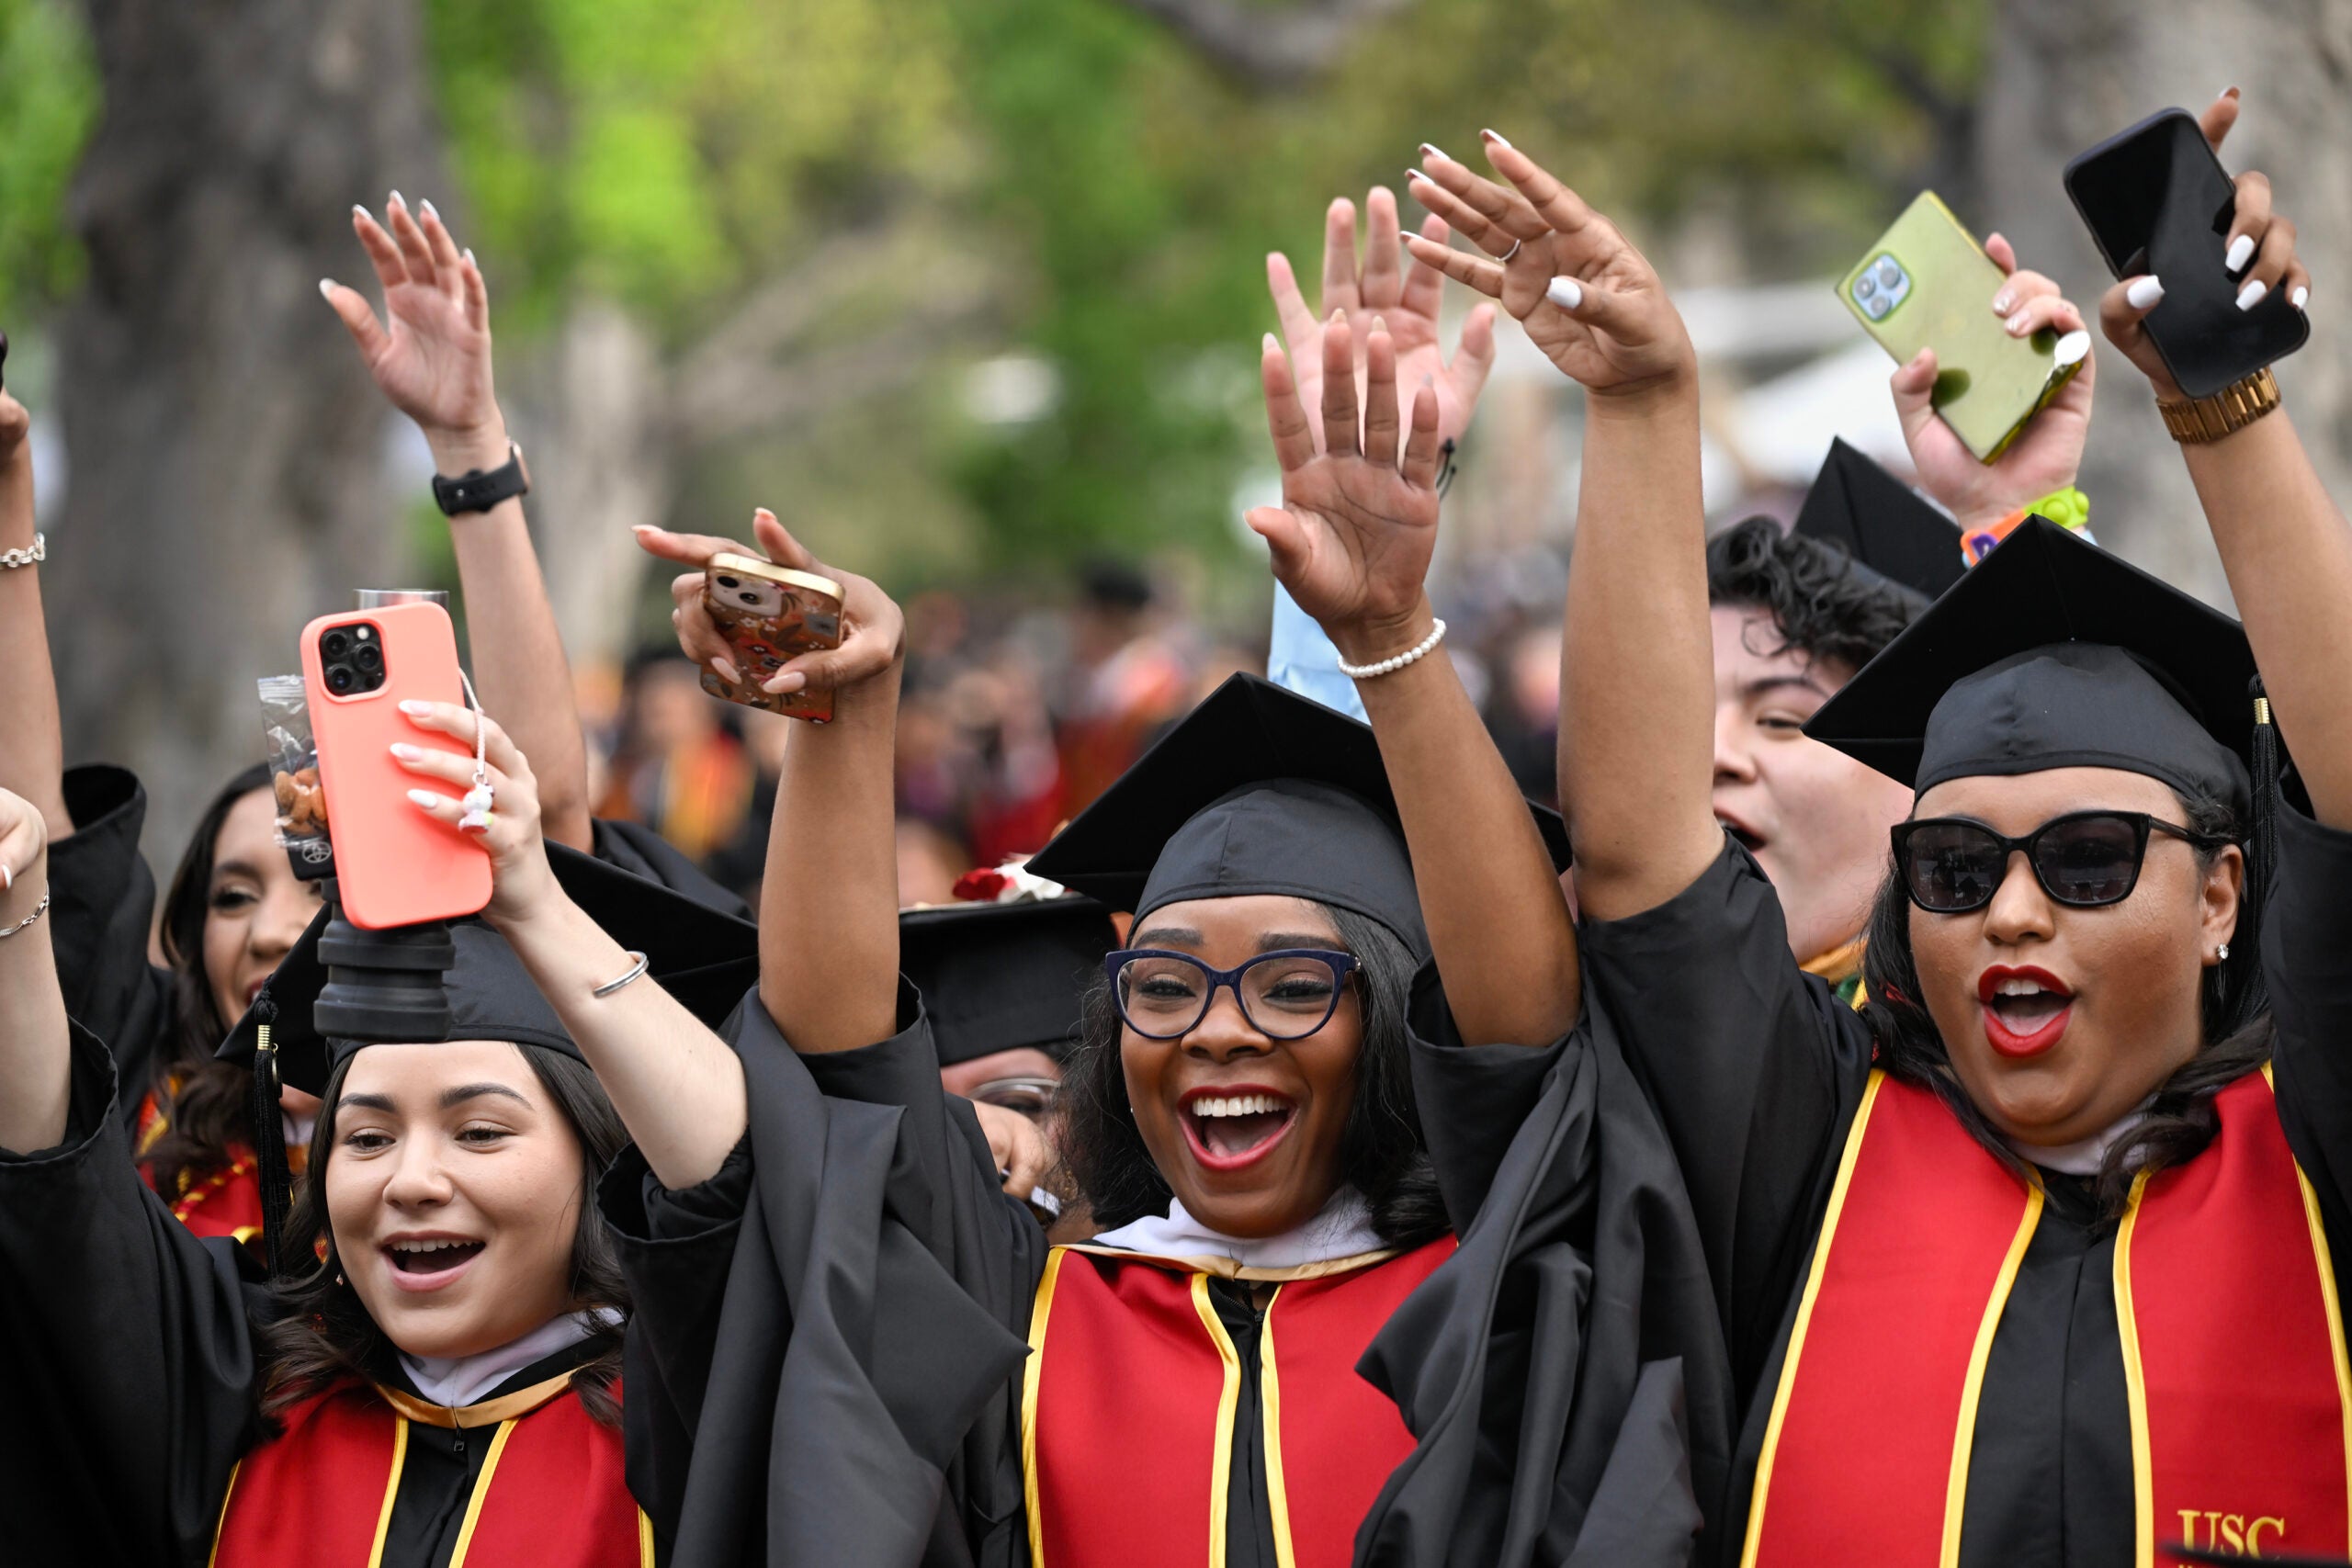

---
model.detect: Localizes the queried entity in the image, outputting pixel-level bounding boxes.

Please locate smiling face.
[326,1040,586,1360]
[1711,605,1916,964]
[201,786,326,1032]
[1906,766,2243,1150]
[1120,894,1362,1238]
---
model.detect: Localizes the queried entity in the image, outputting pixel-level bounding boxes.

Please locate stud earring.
[2216,943,2231,963]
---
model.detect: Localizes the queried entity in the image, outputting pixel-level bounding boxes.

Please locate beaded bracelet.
[1338,618,1448,681]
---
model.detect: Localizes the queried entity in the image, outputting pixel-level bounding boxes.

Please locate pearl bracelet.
[0,534,44,570]
[1337,617,1447,681]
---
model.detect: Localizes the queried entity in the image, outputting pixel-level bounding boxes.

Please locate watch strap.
[2158,367,2281,445]
[432,441,531,515]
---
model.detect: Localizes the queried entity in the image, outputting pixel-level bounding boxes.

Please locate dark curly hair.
[1859,788,2267,1213]
[256,1043,632,1427]
[1706,515,1918,677]
[1055,902,1448,1247]
[145,764,292,1201]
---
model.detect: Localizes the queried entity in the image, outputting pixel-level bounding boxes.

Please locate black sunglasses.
[1891,810,2233,914]
[1103,948,1360,1042]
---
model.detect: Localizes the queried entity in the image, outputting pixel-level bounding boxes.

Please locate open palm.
[1248,316,1445,657]
[322,195,499,441]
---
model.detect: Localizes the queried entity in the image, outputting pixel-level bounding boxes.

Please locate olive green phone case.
[1838,191,2083,463]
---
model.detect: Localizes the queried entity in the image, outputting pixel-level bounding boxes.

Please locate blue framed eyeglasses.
[1103,948,1360,1041]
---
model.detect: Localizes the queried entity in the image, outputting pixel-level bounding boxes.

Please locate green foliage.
[0,0,96,319]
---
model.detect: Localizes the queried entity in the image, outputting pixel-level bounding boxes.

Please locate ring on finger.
[1498,237,1521,263]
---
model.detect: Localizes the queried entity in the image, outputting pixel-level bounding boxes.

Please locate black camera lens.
[355,643,383,672]
[322,629,352,659]
[326,667,355,694]
[737,590,763,606]
[715,574,741,590]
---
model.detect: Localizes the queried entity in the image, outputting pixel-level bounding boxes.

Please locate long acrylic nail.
[351,204,369,222]
[463,247,477,268]
[2237,277,2268,311]
[2053,330,2090,367]
[1481,128,1512,150]
[1546,276,1582,311]
[318,278,337,301]
[2126,276,2165,310]
[1419,142,1450,163]
[2,863,12,893]
[389,189,406,211]
[406,788,440,808]
[713,657,741,683]
[390,741,423,761]
[398,699,433,715]
[2292,285,2310,311]
[419,198,440,224]
[763,671,807,694]
[2225,233,2256,274]
[1405,168,1429,186]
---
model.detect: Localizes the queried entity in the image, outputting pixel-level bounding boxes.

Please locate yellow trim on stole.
[1939,1168,2041,1568]
[2115,1168,2157,1568]
[1258,1285,1297,1568]
[1023,1247,1069,1568]
[447,1418,518,1566]
[639,1506,657,1566]
[1191,1272,1245,1568]
[205,1461,241,1568]
[2269,1064,2352,1551]
[1738,1068,1889,1568]
[368,1417,410,1568]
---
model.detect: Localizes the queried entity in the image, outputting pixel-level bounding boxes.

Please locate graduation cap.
[1804,514,2257,814]
[1026,673,1572,961]
[220,842,763,1097]
[1792,437,1968,604]
[900,896,1120,1066]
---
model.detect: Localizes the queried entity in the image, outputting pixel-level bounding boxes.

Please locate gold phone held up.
[699,553,845,722]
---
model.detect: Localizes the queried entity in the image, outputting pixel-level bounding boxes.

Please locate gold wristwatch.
[2157,367,2281,444]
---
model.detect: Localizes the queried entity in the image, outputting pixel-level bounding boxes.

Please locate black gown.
[605,975,1734,1568]
[1574,800,2352,1568]
[0,1023,739,1568]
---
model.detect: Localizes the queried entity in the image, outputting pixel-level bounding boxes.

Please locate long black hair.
[255,1043,633,1427]
[1859,789,2267,1212]
[144,763,282,1200]
[1056,901,1448,1247]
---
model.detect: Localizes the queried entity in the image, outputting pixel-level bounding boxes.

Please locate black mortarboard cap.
[1804,515,2256,813]
[220,842,762,1096]
[1792,437,1967,604]
[901,897,1120,1066]
[1026,673,1571,960]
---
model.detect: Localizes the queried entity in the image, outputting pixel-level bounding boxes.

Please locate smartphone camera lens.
[1855,272,1877,300]
[737,591,763,606]
[715,575,741,590]
[1874,257,1903,288]
[355,644,383,673]
[326,667,355,694]
[322,629,352,660]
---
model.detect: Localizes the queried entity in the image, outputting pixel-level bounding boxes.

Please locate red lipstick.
[1976,964,2075,1059]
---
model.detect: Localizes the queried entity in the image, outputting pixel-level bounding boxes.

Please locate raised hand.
[1403,132,1693,402]
[391,705,556,929]
[1246,312,1446,663]
[2100,90,2310,402]
[322,193,508,472]
[634,510,906,701]
[1268,186,1497,451]
[1895,232,2094,527]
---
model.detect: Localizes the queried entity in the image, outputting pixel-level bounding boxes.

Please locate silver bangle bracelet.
[1337,617,1448,681]
[592,950,650,998]
[0,534,44,570]
[0,892,51,939]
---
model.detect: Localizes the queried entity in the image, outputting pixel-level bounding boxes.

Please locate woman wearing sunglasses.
[1405,112,2352,1562]
[624,346,1731,1563]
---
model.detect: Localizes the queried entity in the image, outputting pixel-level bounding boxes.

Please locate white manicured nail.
[351,204,369,221]
[318,278,336,300]
[1546,276,1582,311]
[2292,285,2309,310]
[2237,278,2267,311]
[2126,276,2165,310]
[1481,128,1511,150]
[389,190,406,211]
[2006,310,2029,334]
[1405,168,1429,186]
[1419,142,1449,163]
[463,247,477,268]
[2053,330,2090,367]
[419,198,439,223]
[1992,290,2015,315]
[2225,234,2256,274]
[406,788,440,808]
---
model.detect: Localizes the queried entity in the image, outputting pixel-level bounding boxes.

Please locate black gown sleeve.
[44,765,175,1121]
[0,1024,260,1568]
[606,987,1035,1568]
[1573,837,1873,1394]
[589,817,753,919]
[2261,794,2352,1254]
[1355,971,1736,1568]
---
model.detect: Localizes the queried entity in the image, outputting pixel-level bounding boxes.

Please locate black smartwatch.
[432,441,531,516]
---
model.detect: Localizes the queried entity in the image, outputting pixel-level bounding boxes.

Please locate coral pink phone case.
[300,602,492,929]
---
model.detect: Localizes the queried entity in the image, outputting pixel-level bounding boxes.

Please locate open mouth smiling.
[1978,965,2075,1058]
[381,1233,488,1291]
[1179,1087,1299,1172]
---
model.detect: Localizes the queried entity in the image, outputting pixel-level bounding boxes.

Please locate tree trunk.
[51,0,443,857]
[1975,0,2352,606]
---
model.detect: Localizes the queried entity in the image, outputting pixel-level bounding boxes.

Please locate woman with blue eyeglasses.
[612,306,1731,1568]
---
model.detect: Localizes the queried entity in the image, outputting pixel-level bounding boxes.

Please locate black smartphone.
[2064,108,2306,399]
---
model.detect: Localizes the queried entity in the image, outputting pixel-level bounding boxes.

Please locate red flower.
[952,867,1012,903]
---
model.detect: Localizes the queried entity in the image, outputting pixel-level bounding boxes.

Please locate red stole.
[209,1373,650,1566]
[1742,1068,2352,1568]
[1022,1237,1452,1568]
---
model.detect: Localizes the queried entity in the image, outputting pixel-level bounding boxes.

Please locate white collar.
[1090,1186,1384,1271]
[396,1308,621,1409]
[2007,1105,2152,1178]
